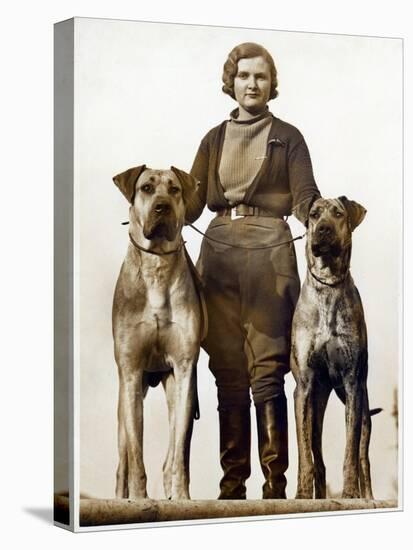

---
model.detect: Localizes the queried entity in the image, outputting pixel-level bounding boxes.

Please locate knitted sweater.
[188,110,320,225]
[219,110,272,205]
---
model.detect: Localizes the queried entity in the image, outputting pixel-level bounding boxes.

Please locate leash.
[129,232,186,256]
[187,223,306,250]
[123,220,306,251]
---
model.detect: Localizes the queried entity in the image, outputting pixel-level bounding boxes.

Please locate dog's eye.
[169,186,181,195]
[335,211,343,218]
[310,211,319,219]
[141,184,154,194]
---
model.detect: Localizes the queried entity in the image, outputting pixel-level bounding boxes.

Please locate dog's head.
[113,165,198,242]
[307,196,366,258]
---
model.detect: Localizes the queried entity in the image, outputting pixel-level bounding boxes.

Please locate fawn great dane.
[291,196,376,499]
[112,165,204,500]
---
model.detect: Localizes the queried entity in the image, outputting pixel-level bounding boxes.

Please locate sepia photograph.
[53,16,402,531]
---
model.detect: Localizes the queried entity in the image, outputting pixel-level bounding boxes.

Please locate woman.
[187,42,320,499]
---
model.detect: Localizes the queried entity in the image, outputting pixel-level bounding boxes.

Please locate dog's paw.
[171,485,190,500]
[341,489,360,499]
[127,489,148,500]
[295,491,313,499]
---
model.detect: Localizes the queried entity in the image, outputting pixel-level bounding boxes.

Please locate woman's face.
[233,56,272,115]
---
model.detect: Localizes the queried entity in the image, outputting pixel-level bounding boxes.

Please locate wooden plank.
[54,495,398,527]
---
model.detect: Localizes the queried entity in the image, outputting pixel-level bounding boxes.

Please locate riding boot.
[218,406,251,499]
[255,395,289,499]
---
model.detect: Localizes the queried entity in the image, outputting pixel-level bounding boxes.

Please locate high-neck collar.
[229,106,272,124]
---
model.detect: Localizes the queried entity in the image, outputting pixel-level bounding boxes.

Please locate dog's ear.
[113,165,147,203]
[170,166,201,223]
[338,196,367,231]
[170,166,198,197]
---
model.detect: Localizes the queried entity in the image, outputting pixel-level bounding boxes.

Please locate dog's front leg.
[312,382,332,498]
[171,361,195,499]
[294,371,315,499]
[342,381,362,498]
[162,371,176,499]
[117,367,148,499]
[116,409,128,498]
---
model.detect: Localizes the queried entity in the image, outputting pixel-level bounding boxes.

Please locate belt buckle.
[231,208,244,220]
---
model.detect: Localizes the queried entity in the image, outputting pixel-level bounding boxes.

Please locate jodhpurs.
[197,215,300,409]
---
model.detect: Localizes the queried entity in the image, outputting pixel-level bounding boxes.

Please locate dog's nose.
[154,202,171,214]
[316,223,332,237]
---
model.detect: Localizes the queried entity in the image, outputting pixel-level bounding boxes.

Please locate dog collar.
[309,269,350,288]
[129,233,185,256]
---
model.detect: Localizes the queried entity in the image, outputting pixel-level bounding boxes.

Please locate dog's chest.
[139,261,193,326]
[313,292,352,340]
[141,270,173,324]
[142,291,171,326]
[306,283,366,368]
[115,252,199,345]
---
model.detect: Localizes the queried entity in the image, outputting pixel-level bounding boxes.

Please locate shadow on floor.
[23,507,53,524]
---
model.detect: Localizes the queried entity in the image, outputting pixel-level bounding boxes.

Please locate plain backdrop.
[1,0,412,548]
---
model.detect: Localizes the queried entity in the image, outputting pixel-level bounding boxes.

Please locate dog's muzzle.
[143,200,179,241]
[311,223,341,257]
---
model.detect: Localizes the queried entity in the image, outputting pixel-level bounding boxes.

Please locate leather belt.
[216,204,280,219]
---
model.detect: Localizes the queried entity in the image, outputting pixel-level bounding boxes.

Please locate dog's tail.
[334,387,382,416]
